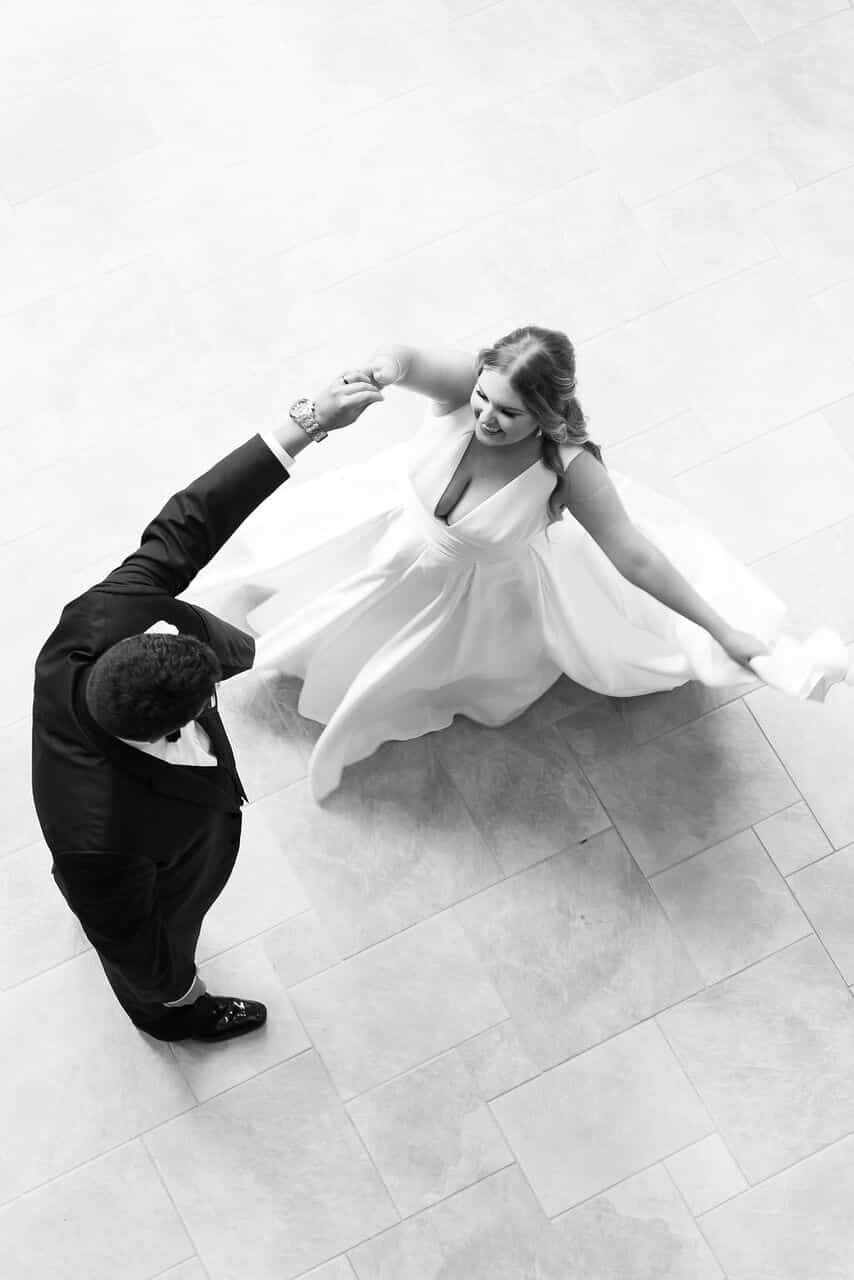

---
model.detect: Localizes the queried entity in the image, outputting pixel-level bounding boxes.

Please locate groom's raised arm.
[99,375,385,599]
[102,434,290,599]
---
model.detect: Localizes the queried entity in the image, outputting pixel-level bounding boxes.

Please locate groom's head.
[86,633,222,743]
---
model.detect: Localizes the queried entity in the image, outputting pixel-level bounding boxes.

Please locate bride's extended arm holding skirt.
[559,450,769,670]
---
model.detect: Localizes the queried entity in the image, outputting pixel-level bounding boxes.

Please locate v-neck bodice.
[406,405,556,553]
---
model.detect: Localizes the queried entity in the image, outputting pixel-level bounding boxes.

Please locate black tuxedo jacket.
[31,435,289,1005]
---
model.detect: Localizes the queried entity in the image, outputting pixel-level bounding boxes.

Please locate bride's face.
[471,368,539,447]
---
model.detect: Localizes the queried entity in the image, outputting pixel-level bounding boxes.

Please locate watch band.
[288,397,328,443]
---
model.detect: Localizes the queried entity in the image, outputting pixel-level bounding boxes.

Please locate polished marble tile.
[584,0,757,103]
[659,936,854,1181]
[0,718,44,856]
[650,829,811,983]
[145,1052,397,1280]
[154,1261,208,1280]
[258,738,501,956]
[582,63,776,206]
[456,831,701,1068]
[702,1132,854,1278]
[213,668,313,799]
[553,1164,724,1279]
[674,414,854,562]
[456,1020,540,1101]
[789,845,854,981]
[636,150,792,291]
[754,513,854,644]
[196,800,309,963]
[0,839,88,989]
[745,10,854,185]
[754,801,833,875]
[492,1021,713,1215]
[171,938,310,1102]
[347,1050,512,1215]
[584,701,798,875]
[154,1259,207,1280]
[0,66,160,204]
[665,1133,748,1215]
[732,0,849,41]
[746,684,854,850]
[0,950,193,1206]
[290,912,507,1099]
[761,166,854,295]
[300,1258,357,1280]
[433,715,610,875]
[263,910,340,989]
[0,1141,192,1280]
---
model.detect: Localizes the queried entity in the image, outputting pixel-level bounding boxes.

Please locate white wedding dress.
[187,404,850,800]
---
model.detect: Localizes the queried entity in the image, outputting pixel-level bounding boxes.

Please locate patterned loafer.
[192,994,268,1042]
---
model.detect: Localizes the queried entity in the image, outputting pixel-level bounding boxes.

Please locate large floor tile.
[0,66,160,204]
[553,1164,724,1279]
[258,736,501,956]
[581,63,776,206]
[732,0,849,41]
[650,828,811,983]
[746,684,854,849]
[0,951,193,1206]
[0,718,43,856]
[456,831,701,1068]
[584,701,798,874]
[290,912,507,1099]
[754,800,833,875]
[433,714,610,875]
[0,839,88,989]
[744,11,854,186]
[789,845,854,981]
[583,0,757,103]
[145,1052,397,1280]
[346,1049,512,1215]
[635,150,791,291]
[659,936,854,1181]
[0,1141,192,1280]
[213,667,313,799]
[702,1132,854,1279]
[664,1133,748,1215]
[350,1165,574,1280]
[171,937,310,1102]
[754,514,854,644]
[196,799,310,963]
[674,414,854,563]
[456,1020,540,1102]
[761,166,854,295]
[491,1021,714,1215]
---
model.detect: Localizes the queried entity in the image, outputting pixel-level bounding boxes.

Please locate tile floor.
[3,1,854,1276]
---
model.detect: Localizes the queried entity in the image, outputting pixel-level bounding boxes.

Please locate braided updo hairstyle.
[475,326,602,520]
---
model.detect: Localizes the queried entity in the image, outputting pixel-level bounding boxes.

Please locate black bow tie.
[165,729,181,743]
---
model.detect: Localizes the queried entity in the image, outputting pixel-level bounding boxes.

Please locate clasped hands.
[312,354,403,434]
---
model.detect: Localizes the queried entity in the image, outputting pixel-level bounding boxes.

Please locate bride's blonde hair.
[476,326,602,519]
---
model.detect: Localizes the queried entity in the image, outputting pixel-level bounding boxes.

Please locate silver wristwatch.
[288,397,328,443]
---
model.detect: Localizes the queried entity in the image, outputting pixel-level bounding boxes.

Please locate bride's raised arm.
[365,344,478,417]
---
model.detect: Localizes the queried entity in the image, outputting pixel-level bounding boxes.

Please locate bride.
[187,326,851,800]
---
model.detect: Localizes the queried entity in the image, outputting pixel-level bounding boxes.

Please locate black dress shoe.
[190,993,267,1042]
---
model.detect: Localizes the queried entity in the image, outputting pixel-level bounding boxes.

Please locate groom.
[31,372,383,1043]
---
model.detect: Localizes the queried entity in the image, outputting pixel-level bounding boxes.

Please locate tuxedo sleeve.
[52,851,195,1004]
[100,434,290,599]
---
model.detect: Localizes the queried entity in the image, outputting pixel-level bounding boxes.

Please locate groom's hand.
[314,372,385,433]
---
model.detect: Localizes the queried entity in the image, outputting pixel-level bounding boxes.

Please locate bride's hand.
[314,372,385,433]
[364,351,405,389]
[717,626,770,669]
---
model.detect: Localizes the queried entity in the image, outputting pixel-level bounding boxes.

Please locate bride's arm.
[367,344,478,415]
[560,452,767,667]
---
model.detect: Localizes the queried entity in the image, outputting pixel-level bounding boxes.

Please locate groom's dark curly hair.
[87,633,222,741]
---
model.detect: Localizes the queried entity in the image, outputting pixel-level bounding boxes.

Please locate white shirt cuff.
[260,430,297,472]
